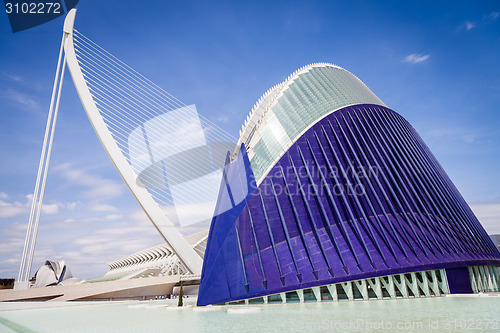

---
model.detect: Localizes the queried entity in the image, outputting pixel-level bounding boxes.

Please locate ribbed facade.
[198,64,500,306]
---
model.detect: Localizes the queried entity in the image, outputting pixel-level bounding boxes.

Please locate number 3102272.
[5,2,61,14]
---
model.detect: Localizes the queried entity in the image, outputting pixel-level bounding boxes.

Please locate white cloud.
[0,192,8,200]
[0,258,20,265]
[0,222,27,277]
[104,214,122,221]
[0,193,161,279]
[0,193,75,217]
[128,209,149,223]
[91,203,117,211]
[217,115,229,123]
[71,214,162,268]
[421,127,482,145]
[6,74,23,82]
[470,202,500,234]
[403,53,430,64]
[65,202,78,210]
[464,21,475,30]
[457,21,476,32]
[0,236,24,253]
[0,200,27,218]
[53,163,125,200]
[0,89,40,111]
[85,183,124,200]
[41,203,59,214]
[458,13,499,32]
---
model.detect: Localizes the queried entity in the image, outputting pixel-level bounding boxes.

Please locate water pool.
[0,295,499,332]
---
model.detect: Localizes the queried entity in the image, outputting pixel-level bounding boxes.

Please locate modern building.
[33,260,73,288]
[198,63,500,305]
[101,231,208,282]
[17,11,499,303]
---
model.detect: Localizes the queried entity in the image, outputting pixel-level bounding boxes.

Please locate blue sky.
[0,0,499,280]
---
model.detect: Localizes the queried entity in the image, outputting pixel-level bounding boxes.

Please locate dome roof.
[33,260,72,288]
[234,63,386,183]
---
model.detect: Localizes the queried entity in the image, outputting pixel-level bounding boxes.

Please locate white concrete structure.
[63,9,203,275]
[104,231,208,281]
[0,275,185,302]
[33,260,72,288]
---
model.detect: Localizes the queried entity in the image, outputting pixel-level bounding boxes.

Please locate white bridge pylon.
[19,9,238,285]
[16,17,69,289]
[62,9,203,275]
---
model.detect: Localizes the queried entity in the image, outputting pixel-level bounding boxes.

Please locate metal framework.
[19,8,239,283]
[227,268,452,305]
[60,10,214,274]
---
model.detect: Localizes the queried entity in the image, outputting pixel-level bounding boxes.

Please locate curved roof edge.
[107,230,208,269]
[233,62,385,158]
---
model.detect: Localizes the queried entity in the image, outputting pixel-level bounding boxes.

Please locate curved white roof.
[105,230,208,278]
[33,260,73,288]
[234,63,386,184]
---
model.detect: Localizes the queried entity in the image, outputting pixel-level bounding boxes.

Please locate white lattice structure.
[105,231,208,280]
[106,244,188,278]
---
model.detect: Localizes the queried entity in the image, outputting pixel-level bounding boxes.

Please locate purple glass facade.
[197,104,500,306]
